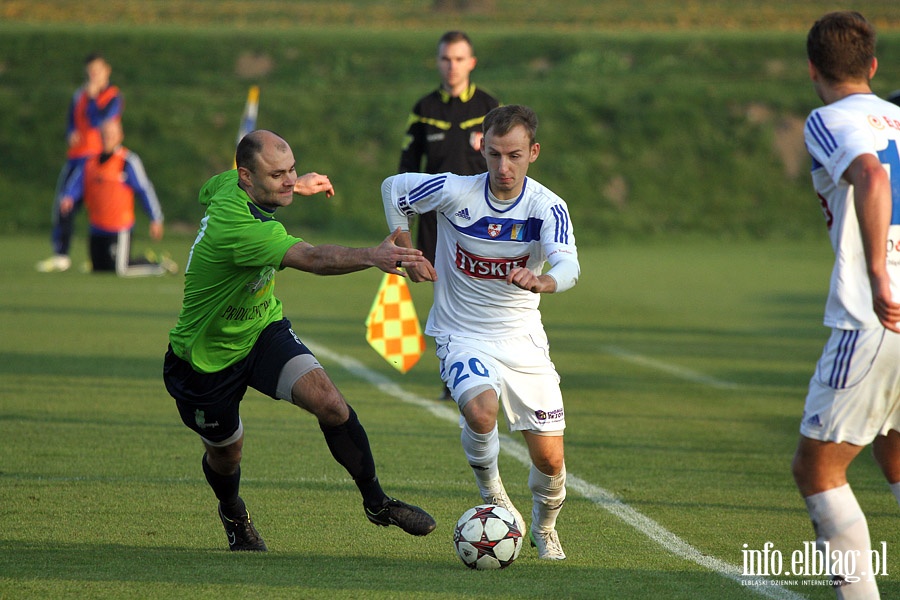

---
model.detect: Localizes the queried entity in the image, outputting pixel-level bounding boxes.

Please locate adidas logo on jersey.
[454,208,471,220]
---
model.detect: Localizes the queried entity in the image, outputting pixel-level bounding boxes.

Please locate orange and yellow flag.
[365,273,425,373]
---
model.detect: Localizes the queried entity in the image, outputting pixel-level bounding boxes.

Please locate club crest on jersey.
[487,223,502,238]
[455,243,529,279]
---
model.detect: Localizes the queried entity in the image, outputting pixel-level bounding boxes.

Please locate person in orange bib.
[60,119,176,277]
[38,53,124,273]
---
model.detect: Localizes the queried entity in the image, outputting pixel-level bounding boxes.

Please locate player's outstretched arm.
[294,172,335,198]
[393,229,437,283]
[281,228,424,276]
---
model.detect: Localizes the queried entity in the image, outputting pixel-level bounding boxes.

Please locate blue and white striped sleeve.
[381,173,450,230]
[124,151,164,223]
[543,201,579,293]
[805,108,873,184]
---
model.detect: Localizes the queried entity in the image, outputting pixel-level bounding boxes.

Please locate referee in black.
[398,31,500,400]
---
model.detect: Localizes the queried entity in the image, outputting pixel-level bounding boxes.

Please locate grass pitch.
[2,232,899,599]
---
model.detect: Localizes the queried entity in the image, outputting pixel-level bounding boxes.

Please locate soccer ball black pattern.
[453,503,523,569]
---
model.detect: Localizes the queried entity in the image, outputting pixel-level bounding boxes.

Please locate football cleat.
[218,503,268,551]
[530,528,566,560]
[159,253,180,275]
[144,249,180,275]
[481,486,526,536]
[35,255,71,273]
[365,497,436,536]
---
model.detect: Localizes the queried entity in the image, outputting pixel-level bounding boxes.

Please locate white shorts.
[801,327,900,445]
[435,332,565,433]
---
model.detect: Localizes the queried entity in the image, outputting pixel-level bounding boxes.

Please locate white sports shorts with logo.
[801,327,900,445]
[435,331,565,433]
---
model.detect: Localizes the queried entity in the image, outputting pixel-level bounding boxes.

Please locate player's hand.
[406,259,437,283]
[149,221,164,241]
[294,172,335,198]
[507,267,555,294]
[871,276,900,333]
[376,228,425,276]
[59,197,75,216]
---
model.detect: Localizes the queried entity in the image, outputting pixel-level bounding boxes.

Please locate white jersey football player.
[793,12,900,599]
[382,105,580,560]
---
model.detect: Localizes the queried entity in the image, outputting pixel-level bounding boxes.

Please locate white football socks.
[804,484,879,599]
[529,463,566,533]
[460,421,501,496]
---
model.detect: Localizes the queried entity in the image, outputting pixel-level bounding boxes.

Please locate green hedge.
[3,25,899,243]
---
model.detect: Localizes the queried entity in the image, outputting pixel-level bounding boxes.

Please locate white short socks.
[804,484,879,599]
[460,422,500,495]
[528,463,566,533]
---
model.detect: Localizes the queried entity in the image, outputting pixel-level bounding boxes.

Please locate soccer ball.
[453,504,524,569]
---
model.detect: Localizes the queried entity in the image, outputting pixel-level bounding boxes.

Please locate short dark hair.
[482,105,538,145]
[438,31,473,52]
[235,129,288,171]
[236,132,263,171]
[84,52,106,65]
[807,11,875,84]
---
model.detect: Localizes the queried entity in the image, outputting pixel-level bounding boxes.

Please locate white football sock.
[804,484,879,600]
[529,463,566,533]
[460,422,500,496]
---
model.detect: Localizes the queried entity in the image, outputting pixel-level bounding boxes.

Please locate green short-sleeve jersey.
[168,170,302,373]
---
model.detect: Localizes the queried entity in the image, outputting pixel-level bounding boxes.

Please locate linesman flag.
[365,273,425,373]
[233,85,260,167]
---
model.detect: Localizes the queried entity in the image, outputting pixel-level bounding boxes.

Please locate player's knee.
[291,371,348,423]
[305,391,350,426]
[207,445,242,474]
[463,408,497,434]
[533,455,564,476]
[461,393,499,433]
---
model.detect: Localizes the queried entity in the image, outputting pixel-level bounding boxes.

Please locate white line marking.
[307,340,806,600]
[604,345,743,390]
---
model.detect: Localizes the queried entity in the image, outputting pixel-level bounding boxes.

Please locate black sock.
[319,406,386,509]
[202,453,243,515]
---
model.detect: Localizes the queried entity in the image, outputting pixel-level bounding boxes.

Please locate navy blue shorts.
[163,318,317,444]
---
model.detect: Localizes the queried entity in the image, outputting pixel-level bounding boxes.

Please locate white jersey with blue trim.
[388,171,578,339]
[805,93,900,329]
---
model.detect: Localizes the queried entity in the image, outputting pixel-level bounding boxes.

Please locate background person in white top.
[793,11,900,599]
[382,105,580,560]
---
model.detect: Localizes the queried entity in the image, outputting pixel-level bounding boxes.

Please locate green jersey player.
[164,129,435,551]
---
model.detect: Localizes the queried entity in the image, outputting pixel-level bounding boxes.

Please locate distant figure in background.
[792,11,900,599]
[888,89,900,106]
[59,119,175,277]
[399,30,499,399]
[37,53,123,273]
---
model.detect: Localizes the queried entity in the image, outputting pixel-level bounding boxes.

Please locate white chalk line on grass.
[604,345,743,390]
[306,339,806,600]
